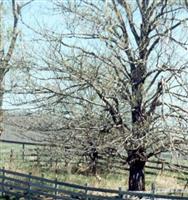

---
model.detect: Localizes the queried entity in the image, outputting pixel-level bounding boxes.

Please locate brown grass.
[153,173,185,190]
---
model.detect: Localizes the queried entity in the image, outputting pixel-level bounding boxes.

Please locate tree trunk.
[89,147,98,175]
[129,160,145,191]
[129,62,147,190]
[127,149,147,191]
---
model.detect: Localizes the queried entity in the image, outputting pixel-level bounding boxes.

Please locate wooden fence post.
[10,149,13,162]
[37,152,40,166]
[118,187,123,199]
[27,172,32,200]
[54,178,58,200]
[1,167,5,197]
[55,159,58,176]
[22,144,25,161]
[85,183,88,200]
[151,183,155,200]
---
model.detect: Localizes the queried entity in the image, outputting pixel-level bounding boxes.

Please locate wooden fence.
[1,139,188,178]
[0,168,188,200]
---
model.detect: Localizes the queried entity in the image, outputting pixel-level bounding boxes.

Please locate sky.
[2,0,188,117]
[3,0,58,111]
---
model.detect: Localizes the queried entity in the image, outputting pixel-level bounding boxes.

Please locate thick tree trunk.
[127,149,147,191]
[129,64,147,190]
[129,160,145,191]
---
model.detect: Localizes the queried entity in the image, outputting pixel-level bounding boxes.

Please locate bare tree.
[10,0,188,191]
[0,0,34,135]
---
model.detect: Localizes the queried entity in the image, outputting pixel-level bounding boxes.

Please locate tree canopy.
[3,0,188,191]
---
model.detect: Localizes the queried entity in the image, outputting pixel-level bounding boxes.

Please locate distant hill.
[1,112,52,143]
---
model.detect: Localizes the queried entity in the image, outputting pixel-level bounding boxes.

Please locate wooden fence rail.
[1,139,188,178]
[0,168,188,200]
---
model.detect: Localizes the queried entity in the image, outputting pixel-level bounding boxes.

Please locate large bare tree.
[14,0,188,191]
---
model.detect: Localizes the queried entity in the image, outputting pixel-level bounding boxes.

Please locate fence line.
[1,139,188,177]
[0,139,48,146]
[0,168,188,199]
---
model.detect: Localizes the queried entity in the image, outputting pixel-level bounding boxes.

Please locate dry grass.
[2,160,186,192]
[1,160,126,189]
[154,173,185,189]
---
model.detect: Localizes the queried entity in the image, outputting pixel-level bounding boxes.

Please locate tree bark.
[129,62,147,190]
[127,149,147,191]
